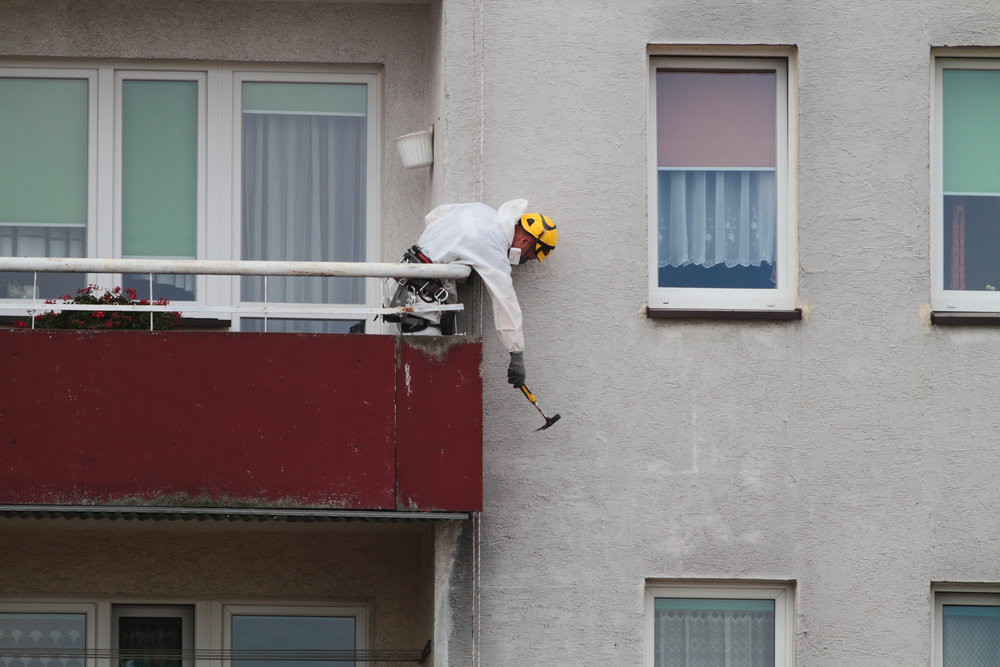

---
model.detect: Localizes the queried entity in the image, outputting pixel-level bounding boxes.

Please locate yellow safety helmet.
[518,213,557,262]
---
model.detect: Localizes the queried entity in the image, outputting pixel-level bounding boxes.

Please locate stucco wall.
[454,2,1000,667]
[0,521,435,658]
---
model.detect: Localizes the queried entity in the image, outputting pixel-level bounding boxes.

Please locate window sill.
[646,307,802,321]
[931,311,1000,325]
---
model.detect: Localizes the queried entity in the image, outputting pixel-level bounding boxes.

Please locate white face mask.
[508,247,521,265]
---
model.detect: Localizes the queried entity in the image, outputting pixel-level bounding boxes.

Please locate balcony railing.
[0,256,470,329]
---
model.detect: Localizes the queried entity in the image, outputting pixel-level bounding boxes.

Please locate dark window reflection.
[119,617,182,667]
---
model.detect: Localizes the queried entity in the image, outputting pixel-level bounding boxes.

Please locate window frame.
[0,601,98,667]
[228,69,382,327]
[644,582,794,667]
[222,603,368,667]
[0,66,99,261]
[113,69,208,306]
[112,604,194,667]
[647,53,796,313]
[0,598,368,667]
[932,589,1000,667]
[930,55,1000,313]
[0,60,382,327]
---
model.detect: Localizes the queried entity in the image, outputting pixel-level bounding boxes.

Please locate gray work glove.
[507,351,526,388]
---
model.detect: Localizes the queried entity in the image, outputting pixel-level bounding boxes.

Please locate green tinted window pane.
[943,69,1000,194]
[122,80,197,259]
[0,78,88,226]
[655,598,774,612]
[242,83,366,115]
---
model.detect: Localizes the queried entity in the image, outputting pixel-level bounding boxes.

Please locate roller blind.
[0,78,88,226]
[657,71,776,169]
[655,598,775,612]
[242,83,366,115]
[943,69,1000,195]
[121,80,198,259]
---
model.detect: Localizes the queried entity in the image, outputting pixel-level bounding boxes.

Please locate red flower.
[93,311,105,318]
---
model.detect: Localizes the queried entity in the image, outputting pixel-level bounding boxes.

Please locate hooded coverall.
[411,199,528,354]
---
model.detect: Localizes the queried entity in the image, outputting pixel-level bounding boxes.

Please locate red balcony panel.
[396,338,483,512]
[0,331,397,508]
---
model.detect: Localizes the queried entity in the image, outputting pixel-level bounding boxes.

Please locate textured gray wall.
[5,1,1000,666]
[464,3,1000,667]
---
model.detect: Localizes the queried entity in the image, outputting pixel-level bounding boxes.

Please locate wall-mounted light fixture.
[394,125,434,168]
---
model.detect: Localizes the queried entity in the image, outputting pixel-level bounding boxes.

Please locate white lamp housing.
[394,126,434,168]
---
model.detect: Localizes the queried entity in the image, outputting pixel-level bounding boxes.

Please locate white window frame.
[930,55,1000,313]
[0,60,382,328]
[113,70,208,306]
[0,601,98,667]
[0,599,368,667]
[647,52,796,313]
[223,603,368,667]
[228,69,382,328]
[644,582,794,667]
[0,66,99,260]
[932,589,1000,667]
[112,605,195,667]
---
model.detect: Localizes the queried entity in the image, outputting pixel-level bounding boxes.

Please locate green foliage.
[14,285,180,331]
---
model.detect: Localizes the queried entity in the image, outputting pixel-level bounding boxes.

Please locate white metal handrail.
[0,257,469,330]
[0,257,470,280]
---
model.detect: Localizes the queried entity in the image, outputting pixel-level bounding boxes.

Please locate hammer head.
[536,413,562,431]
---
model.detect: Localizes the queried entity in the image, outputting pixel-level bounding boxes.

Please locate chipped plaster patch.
[919,303,932,329]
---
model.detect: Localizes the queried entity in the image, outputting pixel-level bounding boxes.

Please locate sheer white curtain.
[241,112,366,304]
[654,608,775,667]
[658,169,776,271]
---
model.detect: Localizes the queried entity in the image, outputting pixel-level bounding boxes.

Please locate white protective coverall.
[415,199,528,353]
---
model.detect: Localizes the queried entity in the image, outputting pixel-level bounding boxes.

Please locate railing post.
[149,273,154,331]
[263,275,268,333]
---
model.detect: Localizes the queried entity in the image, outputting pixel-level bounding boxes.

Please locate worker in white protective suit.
[386,199,557,388]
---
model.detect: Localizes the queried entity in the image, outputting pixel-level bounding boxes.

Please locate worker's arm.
[475,264,525,354]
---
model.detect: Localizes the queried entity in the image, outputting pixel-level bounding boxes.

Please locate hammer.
[519,385,562,431]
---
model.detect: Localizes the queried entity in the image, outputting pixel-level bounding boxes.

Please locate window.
[0,62,380,330]
[0,601,366,667]
[224,605,366,667]
[932,57,1000,313]
[644,583,793,667]
[113,605,193,667]
[648,55,795,313]
[934,592,1000,667]
[0,605,95,667]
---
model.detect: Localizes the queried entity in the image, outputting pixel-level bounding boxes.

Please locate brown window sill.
[646,307,802,321]
[931,311,1000,325]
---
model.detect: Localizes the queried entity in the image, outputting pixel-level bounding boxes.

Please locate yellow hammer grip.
[520,385,536,403]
